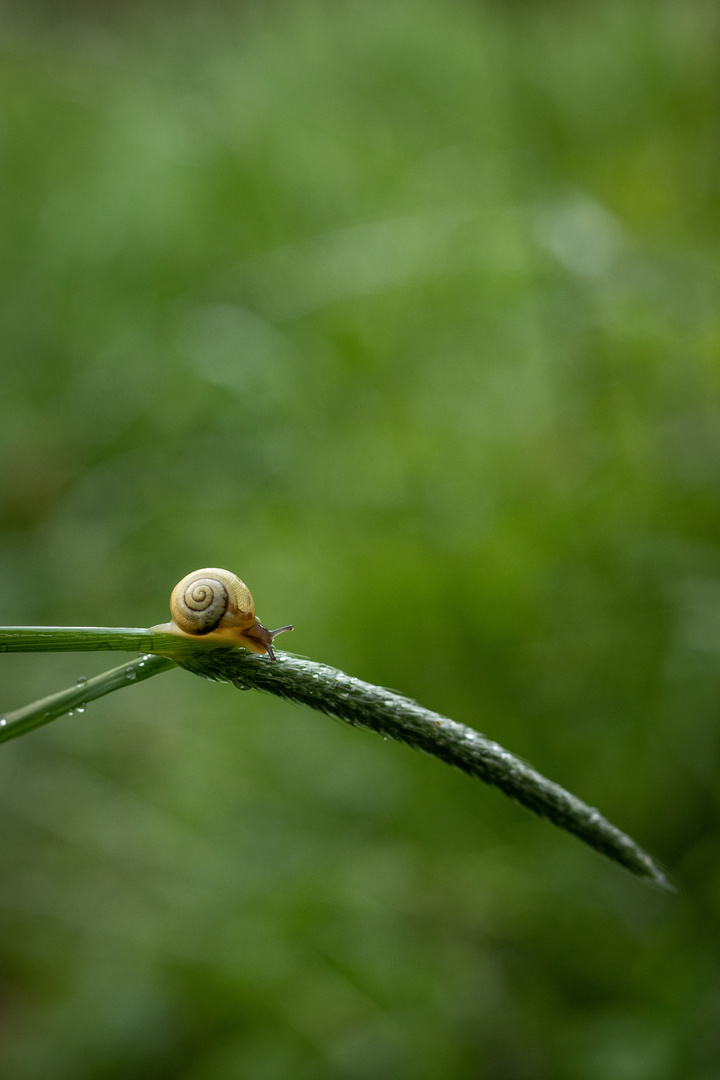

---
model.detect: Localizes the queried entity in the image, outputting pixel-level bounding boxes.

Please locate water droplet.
[76,675,88,686]
[127,669,137,681]
[68,710,74,717]
[76,706,85,714]
[0,718,6,727]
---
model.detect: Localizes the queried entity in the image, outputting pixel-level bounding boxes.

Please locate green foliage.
[0,0,719,1077]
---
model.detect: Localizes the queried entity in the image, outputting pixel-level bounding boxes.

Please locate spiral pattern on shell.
[181,577,226,631]
[169,568,255,636]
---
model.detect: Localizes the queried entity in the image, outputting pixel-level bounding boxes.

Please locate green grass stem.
[0,654,177,745]
[177,647,674,891]
[0,625,672,889]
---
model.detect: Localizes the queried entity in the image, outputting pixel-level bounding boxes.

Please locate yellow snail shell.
[152,568,292,660]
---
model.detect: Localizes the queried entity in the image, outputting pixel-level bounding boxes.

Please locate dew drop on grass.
[76,675,88,686]
[127,669,137,681]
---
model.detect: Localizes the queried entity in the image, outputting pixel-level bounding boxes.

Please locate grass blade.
[0,627,186,653]
[0,654,177,745]
[0,624,673,889]
[176,647,674,891]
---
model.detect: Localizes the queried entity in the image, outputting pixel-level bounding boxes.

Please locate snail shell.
[153,568,292,660]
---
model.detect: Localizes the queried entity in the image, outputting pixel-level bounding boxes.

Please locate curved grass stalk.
[176,648,673,891]
[0,626,672,889]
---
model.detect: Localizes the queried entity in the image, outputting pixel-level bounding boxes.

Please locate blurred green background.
[1,0,719,1076]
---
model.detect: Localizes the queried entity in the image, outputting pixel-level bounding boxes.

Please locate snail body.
[153,568,292,660]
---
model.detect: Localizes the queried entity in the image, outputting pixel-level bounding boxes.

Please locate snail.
[152,568,293,660]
